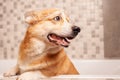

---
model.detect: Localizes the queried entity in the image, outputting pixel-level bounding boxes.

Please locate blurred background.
[0,0,120,59]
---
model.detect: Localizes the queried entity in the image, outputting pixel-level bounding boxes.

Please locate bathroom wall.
[0,0,104,59]
[103,0,120,59]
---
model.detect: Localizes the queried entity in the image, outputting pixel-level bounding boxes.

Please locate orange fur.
[4,9,79,79]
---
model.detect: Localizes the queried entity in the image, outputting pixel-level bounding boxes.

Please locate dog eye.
[53,16,61,21]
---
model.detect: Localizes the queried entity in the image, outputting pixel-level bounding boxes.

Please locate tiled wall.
[0,0,104,59]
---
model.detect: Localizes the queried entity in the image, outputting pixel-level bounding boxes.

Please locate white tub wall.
[1,59,120,75]
[0,60,120,80]
[73,60,120,75]
[0,0,104,59]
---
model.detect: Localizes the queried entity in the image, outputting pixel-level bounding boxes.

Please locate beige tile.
[0,0,104,59]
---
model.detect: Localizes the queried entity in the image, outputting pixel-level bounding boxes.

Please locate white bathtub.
[0,59,120,79]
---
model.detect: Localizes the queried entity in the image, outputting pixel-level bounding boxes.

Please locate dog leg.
[17,71,45,80]
[3,65,19,77]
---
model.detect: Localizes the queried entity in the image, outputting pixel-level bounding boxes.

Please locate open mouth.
[47,33,74,47]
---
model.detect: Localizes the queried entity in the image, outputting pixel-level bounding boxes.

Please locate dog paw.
[3,70,17,77]
[3,66,19,77]
[18,76,38,80]
[17,71,44,80]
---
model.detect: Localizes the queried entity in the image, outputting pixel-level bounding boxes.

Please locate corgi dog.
[4,8,80,80]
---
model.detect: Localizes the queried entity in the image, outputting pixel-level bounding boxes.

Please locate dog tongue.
[50,34,69,46]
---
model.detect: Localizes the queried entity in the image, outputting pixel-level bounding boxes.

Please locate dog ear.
[24,11,38,24]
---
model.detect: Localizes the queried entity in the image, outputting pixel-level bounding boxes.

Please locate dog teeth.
[66,38,71,42]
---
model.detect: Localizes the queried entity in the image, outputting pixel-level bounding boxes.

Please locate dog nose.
[67,26,81,39]
[72,26,81,35]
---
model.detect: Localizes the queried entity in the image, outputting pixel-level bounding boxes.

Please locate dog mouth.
[47,33,74,47]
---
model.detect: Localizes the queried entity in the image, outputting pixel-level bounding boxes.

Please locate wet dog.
[4,8,80,80]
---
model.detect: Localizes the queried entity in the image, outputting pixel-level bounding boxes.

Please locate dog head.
[25,8,81,47]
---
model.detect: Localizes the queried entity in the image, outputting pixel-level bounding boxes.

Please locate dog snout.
[72,26,81,36]
[67,26,80,40]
